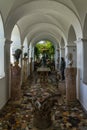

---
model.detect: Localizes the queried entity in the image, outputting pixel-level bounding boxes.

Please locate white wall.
[79,80,87,111]
[0,78,9,109]
[76,39,87,111]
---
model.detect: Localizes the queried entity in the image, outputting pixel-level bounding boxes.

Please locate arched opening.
[10,25,21,66]
[34,40,55,71]
[68,25,76,43]
[0,14,5,79]
[66,25,77,67]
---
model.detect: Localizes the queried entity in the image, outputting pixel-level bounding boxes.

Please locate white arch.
[10,25,21,65]
[0,14,5,78]
[25,23,67,45]
[5,1,82,40]
[29,33,60,48]
[83,13,87,38]
[68,25,76,44]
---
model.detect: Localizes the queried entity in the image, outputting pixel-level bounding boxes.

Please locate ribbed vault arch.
[5,1,82,41]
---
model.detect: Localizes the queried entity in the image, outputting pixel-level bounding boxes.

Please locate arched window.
[0,15,5,79]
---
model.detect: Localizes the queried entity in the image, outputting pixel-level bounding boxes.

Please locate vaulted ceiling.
[0,0,87,45]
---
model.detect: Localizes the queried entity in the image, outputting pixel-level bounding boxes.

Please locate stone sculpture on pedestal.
[11,49,22,101]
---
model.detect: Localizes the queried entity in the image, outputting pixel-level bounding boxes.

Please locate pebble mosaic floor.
[0,73,87,130]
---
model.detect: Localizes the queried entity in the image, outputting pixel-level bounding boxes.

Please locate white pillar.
[27,48,30,76]
[75,39,82,100]
[4,39,12,98]
[60,47,65,59]
[55,49,58,70]
[0,38,5,79]
[65,44,76,67]
[80,39,87,84]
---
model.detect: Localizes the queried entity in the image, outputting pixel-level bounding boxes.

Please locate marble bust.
[67,53,73,67]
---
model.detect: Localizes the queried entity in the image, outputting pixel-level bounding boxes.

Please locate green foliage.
[34,40,55,60]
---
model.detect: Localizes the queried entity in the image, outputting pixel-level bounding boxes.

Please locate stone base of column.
[65,67,77,104]
[11,62,21,101]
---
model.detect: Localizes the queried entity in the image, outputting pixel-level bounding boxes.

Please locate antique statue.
[66,53,73,67]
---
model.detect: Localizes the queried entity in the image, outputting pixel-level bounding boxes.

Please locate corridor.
[0,71,87,130]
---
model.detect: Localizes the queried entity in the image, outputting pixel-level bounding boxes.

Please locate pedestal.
[30,57,33,75]
[11,62,21,101]
[65,68,77,104]
[23,58,28,82]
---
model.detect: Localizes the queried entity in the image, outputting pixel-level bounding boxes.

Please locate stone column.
[4,39,12,98]
[65,44,76,67]
[60,47,65,59]
[81,38,87,84]
[65,67,77,104]
[27,48,30,76]
[23,57,28,82]
[74,39,83,100]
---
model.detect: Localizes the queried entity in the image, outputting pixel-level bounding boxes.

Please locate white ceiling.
[0,0,87,44]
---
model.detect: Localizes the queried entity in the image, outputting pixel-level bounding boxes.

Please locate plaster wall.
[0,77,9,109]
[76,40,87,111]
[79,81,87,111]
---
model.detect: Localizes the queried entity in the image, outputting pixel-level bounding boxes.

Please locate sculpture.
[11,49,22,101]
[66,53,73,67]
[13,49,22,62]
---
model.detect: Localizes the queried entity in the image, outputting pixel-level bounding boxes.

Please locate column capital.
[65,44,76,48]
[5,39,13,45]
[60,47,65,50]
[74,38,87,44]
[81,38,87,42]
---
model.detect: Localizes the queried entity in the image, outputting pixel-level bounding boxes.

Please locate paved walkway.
[0,72,87,130]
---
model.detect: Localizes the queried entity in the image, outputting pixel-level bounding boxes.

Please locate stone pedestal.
[23,58,28,82]
[65,68,77,104]
[11,62,21,101]
[30,57,33,75]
